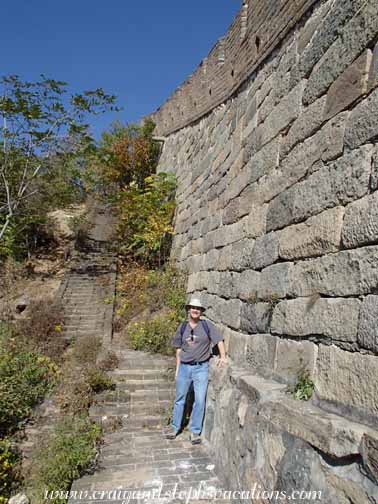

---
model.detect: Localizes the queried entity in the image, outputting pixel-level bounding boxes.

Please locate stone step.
[110,368,170,376]
[115,383,175,393]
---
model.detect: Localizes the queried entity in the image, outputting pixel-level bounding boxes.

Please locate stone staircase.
[69,347,227,503]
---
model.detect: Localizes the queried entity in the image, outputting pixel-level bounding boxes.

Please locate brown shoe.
[190,432,202,445]
[164,425,178,440]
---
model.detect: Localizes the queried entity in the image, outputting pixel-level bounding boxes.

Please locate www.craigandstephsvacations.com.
[44,482,323,502]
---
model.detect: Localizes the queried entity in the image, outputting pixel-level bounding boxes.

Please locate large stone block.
[227,329,248,364]
[258,263,293,300]
[342,192,378,249]
[217,244,233,271]
[222,193,250,226]
[368,42,378,91]
[245,333,276,376]
[207,271,220,295]
[281,95,327,158]
[217,271,239,299]
[289,246,378,297]
[230,239,255,271]
[303,0,378,105]
[203,248,220,271]
[316,344,378,418]
[235,269,260,301]
[274,338,318,384]
[241,302,271,334]
[358,295,378,352]
[268,145,372,231]
[244,136,280,183]
[345,87,378,149]
[243,204,267,238]
[250,232,279,270]
[213,223,242,248]
[278,206,345,260]
[298,0,364,76]
[271,298,361,343]
[323,50,372,120]
[258,80,305,149]
[219,298,242,330]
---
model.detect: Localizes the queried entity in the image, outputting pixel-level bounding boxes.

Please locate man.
[164,297,227,444]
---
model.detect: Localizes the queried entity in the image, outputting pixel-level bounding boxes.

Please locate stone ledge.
[214,365,378,460]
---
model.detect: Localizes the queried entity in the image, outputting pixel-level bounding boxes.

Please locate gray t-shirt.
[172,319,223,363]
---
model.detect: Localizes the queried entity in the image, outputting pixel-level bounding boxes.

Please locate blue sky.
[2,1,240,139]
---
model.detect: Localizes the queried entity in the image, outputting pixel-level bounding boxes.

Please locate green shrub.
[16,299,66,362]
[0,438,20,504]
[129,310,178,356]
[0,343,58,436]
[28,415,101,504]
[85,368,115,393]
[291,369,315,401]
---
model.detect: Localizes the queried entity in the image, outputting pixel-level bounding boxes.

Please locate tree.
[0,75,119,246]
[88,119,161,196]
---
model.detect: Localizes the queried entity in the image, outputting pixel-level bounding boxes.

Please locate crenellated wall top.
[147,0,317,136]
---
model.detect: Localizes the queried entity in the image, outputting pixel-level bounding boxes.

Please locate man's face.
[189,306,202,320]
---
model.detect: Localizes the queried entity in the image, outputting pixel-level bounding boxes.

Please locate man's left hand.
[216,356,227,367]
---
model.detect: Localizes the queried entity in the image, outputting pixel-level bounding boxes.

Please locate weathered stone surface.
[358,296,378,352]
[244,136,280,182]
[271,298,360,343]
[214,220,246,248]
[249,232,279,271]
[281,95,327,158]
[245,81,304,156]
[207,271,220,294]
[217,244,233,271]
[298,0,365,76]
[368,42,378,91]
[222,194,250,225]
[303,0,378,105]
[316,344,378,417]
[278,206,344,260]
[202,248,219,270]
[230,239,255,271]
[267,145,372,231]
[323,50,372,120]
[245,334,276,375]
[258,263,293,300]
[217,271,239,299]
[259,81,305,149]
[360,434,378,485]
[261,398,377,463]
[289,246,378,297]
[227,330,249,364]
[243,204,267,238]
[218,298,242,330]
[342,192,378,249]
[345,87,378,149]
[241,302,271,333]
[235,371,378,458]
[274,338,318,384]
[236,269,260,301]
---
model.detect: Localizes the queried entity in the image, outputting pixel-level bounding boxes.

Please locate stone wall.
[153,0,378,499]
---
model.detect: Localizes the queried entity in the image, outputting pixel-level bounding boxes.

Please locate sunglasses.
[188,306,202,311]
[190,328,194,342]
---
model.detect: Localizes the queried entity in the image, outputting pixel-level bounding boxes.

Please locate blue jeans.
[171,361,209,434]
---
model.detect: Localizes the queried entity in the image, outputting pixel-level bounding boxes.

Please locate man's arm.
[216,340,227,367]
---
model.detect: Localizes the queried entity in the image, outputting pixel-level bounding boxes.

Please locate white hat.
[185,297,206,311]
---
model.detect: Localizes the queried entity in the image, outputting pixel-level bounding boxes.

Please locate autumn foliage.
[90,120,176,266]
